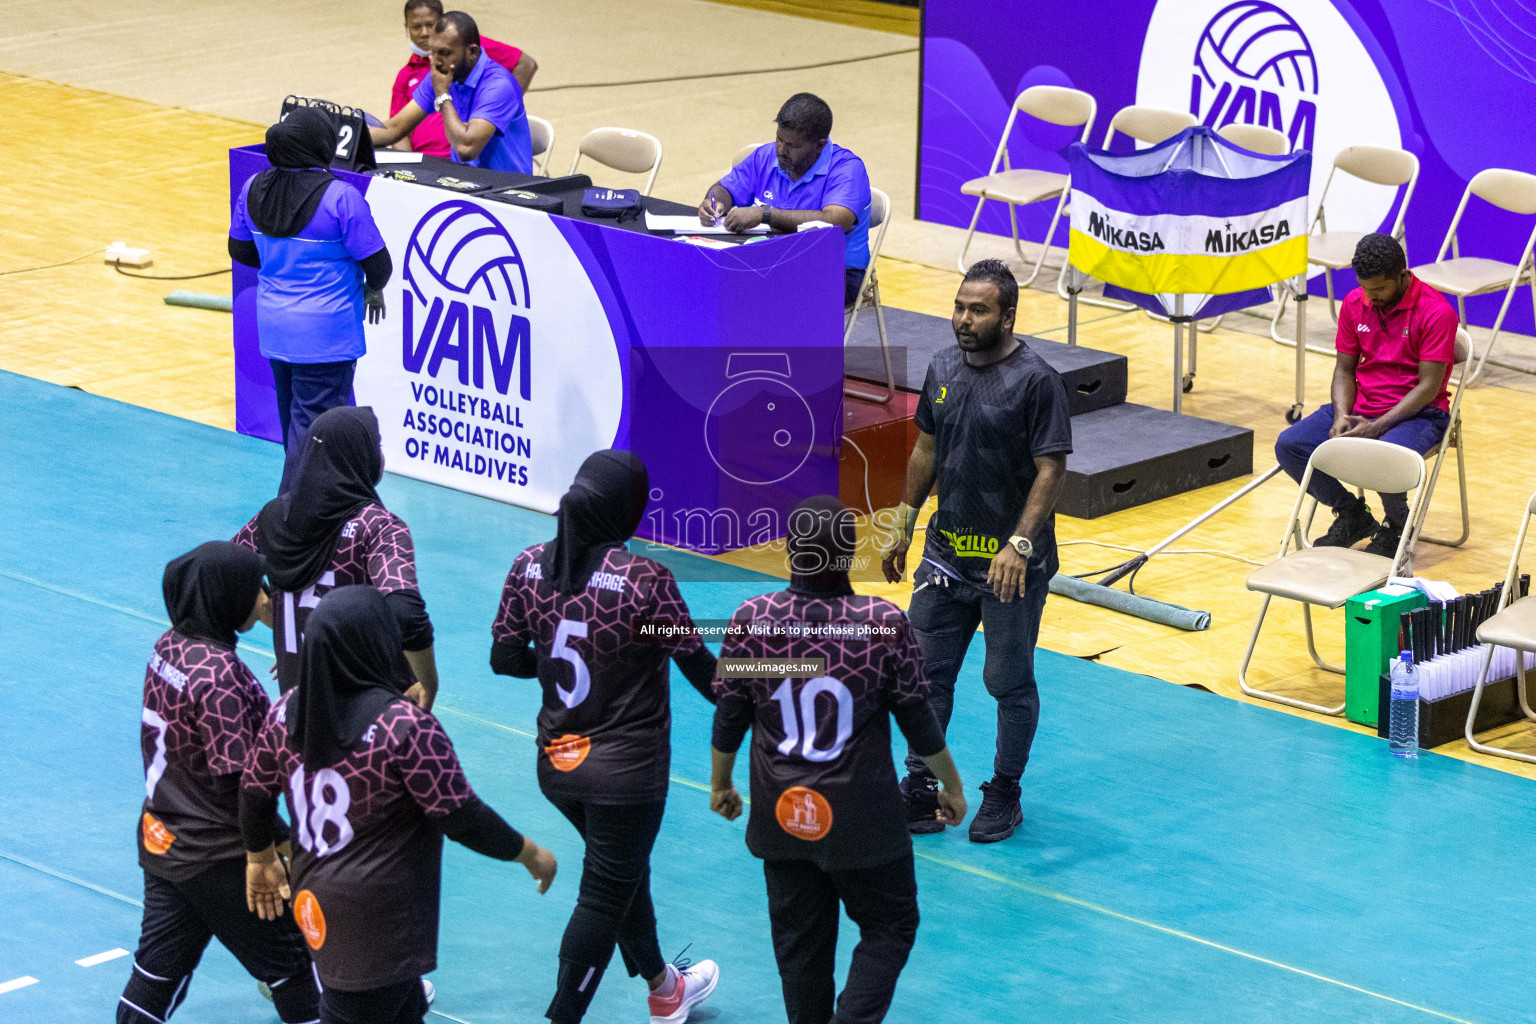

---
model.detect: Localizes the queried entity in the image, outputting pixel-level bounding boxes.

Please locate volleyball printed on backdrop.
[1136,0,1403,247]
[1066,126,1310,301]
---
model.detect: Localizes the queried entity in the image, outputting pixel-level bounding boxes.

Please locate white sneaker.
[647,959,719,1024]
[422,978,436,1007]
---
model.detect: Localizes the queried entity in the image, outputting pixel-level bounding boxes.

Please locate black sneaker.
[1364,519,1404,559]
[1314,499,1377,548]
[900,773,945,835]
[969,778,1023,844]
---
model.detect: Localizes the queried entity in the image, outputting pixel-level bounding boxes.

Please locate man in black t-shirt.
[712,496,965,1024]
[882,259,1072,844]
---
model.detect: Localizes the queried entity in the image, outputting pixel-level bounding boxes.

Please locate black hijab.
[787,494,857,598]
[162,541,268,648]
[540,450,649,593]
[249,107,338,238]
[289,586,407,770]
[257,407,384,593]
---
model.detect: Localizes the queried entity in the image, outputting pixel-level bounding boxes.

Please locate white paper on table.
[643,212,768,234]
[374,151,426,164]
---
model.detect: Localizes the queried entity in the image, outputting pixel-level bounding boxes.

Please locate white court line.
[76,948,130,968]
[0,976,39,995]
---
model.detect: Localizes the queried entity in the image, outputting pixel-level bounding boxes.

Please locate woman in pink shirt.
[1274,233,1457,555]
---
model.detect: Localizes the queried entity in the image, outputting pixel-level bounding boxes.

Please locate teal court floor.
[0,368,1531,1024]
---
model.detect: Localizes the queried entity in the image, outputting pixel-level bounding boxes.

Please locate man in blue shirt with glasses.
[699,93,872,309]
[369,10,532,174]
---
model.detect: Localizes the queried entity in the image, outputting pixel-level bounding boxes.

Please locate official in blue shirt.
[370,10,532,174]
[700,93,872,308]
[228,107,392,492]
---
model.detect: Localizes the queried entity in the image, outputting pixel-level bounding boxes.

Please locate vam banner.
[355,178,625,514]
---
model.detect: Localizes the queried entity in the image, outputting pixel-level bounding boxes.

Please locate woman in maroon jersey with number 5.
[492,450,722,1024]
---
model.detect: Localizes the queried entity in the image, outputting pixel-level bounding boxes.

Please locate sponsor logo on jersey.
[544,734,591,772]
[141,813,175,855]
[294,889,327,950]
[938,528,999,559]
[149,652,190,692]
[775,785,832,841]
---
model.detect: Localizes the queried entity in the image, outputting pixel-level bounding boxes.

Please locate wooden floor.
[5,72,1536,779]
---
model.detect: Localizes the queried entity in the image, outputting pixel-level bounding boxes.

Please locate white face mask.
[409,41,430,57]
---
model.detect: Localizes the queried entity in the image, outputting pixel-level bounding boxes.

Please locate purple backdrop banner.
[231,145,844,553]
[920,0,1536,334]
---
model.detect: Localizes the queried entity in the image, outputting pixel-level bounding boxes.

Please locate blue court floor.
[1,368,1531,1024]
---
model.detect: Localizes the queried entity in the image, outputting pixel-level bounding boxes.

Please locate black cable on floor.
[529,47,917,92]
[0,249,105,276]
[111,261,231,281]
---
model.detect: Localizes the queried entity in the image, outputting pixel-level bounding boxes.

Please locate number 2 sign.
[279,95,377,173]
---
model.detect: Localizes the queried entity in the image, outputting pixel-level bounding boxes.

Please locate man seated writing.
[390,0,535,157]
[698,92,872,309]
[1275,233,1457,555]
[370,10,532,174]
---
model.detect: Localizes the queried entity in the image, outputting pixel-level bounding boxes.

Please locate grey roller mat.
[1050,572,1212,631]
[164,290,233,312]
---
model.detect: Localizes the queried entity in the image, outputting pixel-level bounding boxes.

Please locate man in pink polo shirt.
[1275,233,1457,556]
[390,0,536,158]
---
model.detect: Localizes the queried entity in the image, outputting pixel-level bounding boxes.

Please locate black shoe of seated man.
[1364,519,1404,559]
[969,777,1024,844]
[1314,498,1377,548]
[900,773,946,835]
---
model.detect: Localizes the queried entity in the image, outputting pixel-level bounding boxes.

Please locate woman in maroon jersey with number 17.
[234,405,439,706]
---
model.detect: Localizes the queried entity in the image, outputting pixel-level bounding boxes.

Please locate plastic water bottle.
[1389,650,1419,759]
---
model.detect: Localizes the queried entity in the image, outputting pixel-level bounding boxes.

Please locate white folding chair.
[528,114,555,176]
[1412,168,1536,384]
[569,127,663,195]
[719,142,763,181]
[1238,437,1426,715]
[1218,122,1290,156]
[1404,328,1472,550]
[957,85,1096,284]
[1057,106,1195,309]
[1271,145,1419,348]
[1464,492,1536,762]
[844,186,893,404]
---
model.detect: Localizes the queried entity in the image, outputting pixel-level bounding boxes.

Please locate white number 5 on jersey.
[551,618,592,708]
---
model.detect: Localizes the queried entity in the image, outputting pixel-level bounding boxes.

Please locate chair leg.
[1238,596,1347,715]
[1325,268,1339,322]
[844,278,894,405]
[1466,645,1536,763]
[1418,427,1470,547]
[1302,604,1346,676]
[957,196,988,273]
[1461,274,1523,386]
[1269,287,1291,343]
[1017,193,1066,289]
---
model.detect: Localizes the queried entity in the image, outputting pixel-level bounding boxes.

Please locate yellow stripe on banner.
[1069,230,1309,295]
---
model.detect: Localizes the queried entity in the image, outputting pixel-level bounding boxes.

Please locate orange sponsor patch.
[293,889,326,950]
[141,813,176,855]
[775,786,833,841]
[545,734,591,772]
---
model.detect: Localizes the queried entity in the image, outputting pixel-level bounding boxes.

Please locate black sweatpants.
[544,794,668,1024]
[320,978,427,1024]
[119,858,318,1024]
[763,851,920,1024]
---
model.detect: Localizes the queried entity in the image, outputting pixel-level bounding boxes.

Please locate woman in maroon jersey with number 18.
[241,585,556,1024]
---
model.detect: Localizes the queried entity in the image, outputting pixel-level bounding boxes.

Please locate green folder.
[1344,587,1427,727]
